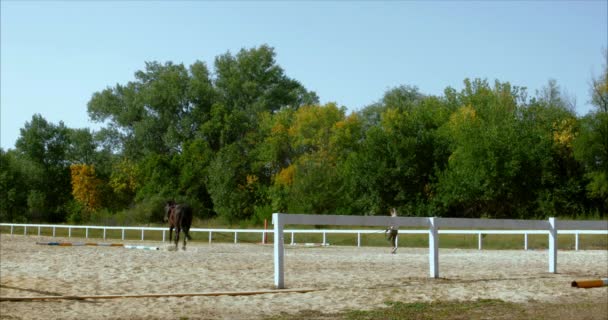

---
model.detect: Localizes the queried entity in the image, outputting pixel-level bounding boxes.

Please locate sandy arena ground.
[1,234,607,319]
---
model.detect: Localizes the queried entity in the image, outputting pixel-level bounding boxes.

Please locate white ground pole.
[272,214,608,289]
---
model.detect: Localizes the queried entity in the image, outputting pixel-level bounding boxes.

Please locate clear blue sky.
[2,1,607,150]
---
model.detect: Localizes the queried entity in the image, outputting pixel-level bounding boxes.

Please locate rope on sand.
[0,288,321,302]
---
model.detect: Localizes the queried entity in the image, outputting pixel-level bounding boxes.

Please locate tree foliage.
[1,45,606,223]
[70,164,103,213]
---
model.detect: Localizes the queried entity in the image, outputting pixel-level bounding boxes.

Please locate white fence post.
[548,217,557,273]
[122,229,125,241]
[575,232,579,251]
[273,213,285,289]
[68,227,72,238]
[53,226,56,238]
[357,232,361,247]
[85,227,88,239]
[209,231,212,244]
[162,230,165,242]
[103,228,106,240]
[37,226,41,237]
[290,232,294,245]
[141,229,144,241]
[234,232,238,244]
[322,232,326,245]
[24,226,27,236]
[429,217,439,278]
[478,232,482,250]
[524,233,528,250]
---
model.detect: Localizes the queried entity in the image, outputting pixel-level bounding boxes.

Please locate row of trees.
[1,45,607,224]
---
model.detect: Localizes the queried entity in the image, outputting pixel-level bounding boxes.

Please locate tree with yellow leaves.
[70,164,103,213]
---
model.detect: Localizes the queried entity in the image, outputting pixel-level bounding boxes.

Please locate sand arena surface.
[1,234,607,319]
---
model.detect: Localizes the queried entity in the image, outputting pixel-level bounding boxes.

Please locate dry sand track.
[1,235,607,319]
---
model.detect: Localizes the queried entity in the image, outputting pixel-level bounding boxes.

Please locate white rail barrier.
[1,223,606,250]
[271,214,608,288]
[2,219,607,289]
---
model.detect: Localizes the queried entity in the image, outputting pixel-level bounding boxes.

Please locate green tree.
[14,114,72,221]
[343,88,450,216]
[0,149,30,221]
[573,52,608,212]
[435,80,544,218]
[266,104,351,214]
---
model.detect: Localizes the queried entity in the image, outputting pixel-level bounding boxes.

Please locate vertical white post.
[85,227,88,239]
[209,231,212,244]
[548,217,557,273]
[478,232,482,250]
[38,226,41,237]
[322,232,326,245]
[103,228,106,240]
[122,229,126,241]
[524,233,528,251]
[290,232,294,245]
[24,226,27,236]
[10,225,14,235]
[429,217,439,278]
[141,229,144,241]
[162,230,165,242]
[69,227,72,238]
[273,213,285,289]
[234,232,238,244]
[575,232,579,251]
[53,226,56,238]
[357,232,361,247]
[262,231,266,244]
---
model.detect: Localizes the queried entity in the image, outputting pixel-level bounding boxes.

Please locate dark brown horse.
[164,201,193,251]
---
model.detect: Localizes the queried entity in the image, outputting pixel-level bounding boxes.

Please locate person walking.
[386,208,399,254]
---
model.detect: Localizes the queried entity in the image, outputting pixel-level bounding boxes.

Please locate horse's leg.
[169,226,173,247]
[175,226,180,251]
[182,227,187,251]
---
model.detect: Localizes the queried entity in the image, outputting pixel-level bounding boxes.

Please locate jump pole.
[36,242,159,250]
[36,241,123,247]
[0,288,320,302]
[571,279,608,288]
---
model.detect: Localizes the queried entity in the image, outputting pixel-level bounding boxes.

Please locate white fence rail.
[2,219,607,290]
[271,214,608,288]
[2,223,606,250]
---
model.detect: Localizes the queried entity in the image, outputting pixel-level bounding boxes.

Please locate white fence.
[271,214,608,288]
[2,218,608,290]
[1,222,605,250]
[0,221,608,250]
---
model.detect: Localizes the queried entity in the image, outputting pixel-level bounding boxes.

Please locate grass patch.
[266,299,608,320]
